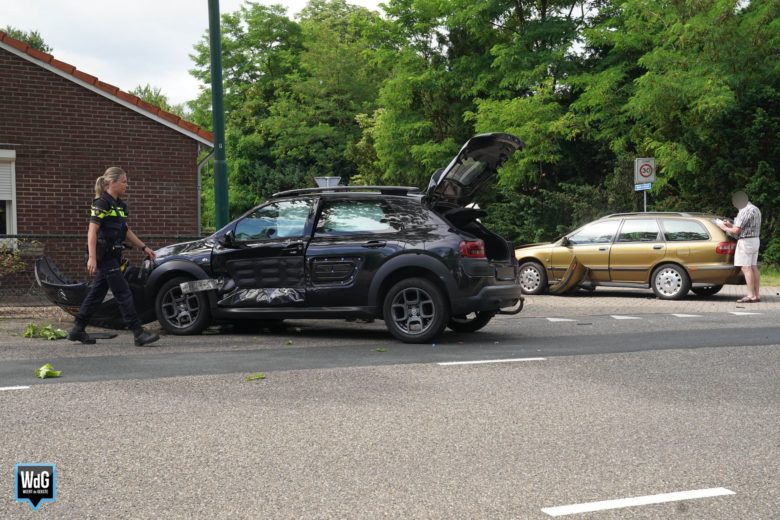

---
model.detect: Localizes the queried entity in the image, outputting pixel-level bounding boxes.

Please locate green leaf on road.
[35,363,61,379]
[23,323,67,340]
[244,372,266,382]
[285,340,293,346]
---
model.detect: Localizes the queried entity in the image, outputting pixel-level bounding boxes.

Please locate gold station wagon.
[515,212,744,300]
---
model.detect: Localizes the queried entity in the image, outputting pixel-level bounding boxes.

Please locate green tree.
[130,84,187,118]
[2,26,52,53]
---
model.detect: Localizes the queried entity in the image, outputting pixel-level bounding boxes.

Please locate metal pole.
[644,190,647,213]
[208,0,229,229]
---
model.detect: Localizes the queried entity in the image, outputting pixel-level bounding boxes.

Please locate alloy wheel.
[390,287,436,336]
[160,286,201,329]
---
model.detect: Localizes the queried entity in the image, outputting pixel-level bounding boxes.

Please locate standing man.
[718,191,762,303]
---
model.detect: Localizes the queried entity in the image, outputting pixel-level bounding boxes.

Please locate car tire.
[155,276,211,335]
[651,264,691,300]
[518,261,548,295]
[691,285,724,297]
[447,311,495,333]
[383,277,449,343]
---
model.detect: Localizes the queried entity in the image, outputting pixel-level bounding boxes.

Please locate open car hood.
[425,133,524,207]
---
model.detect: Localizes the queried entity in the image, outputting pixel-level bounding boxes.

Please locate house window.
[0,149,17,237]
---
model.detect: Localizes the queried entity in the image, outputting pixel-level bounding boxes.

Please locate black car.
[38,133,525,343]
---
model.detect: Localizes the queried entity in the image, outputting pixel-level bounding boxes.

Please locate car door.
[609,218,666,283]
[551,220,620,283]
[211,198,315,307]
[305,197,405,308]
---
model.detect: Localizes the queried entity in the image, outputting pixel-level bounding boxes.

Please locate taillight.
[459,239,486,258]
[716,241,736,254]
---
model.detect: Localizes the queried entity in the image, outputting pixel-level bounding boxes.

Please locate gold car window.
[662,219,710,241]
[617,219,660,242]
[569,220,620,245]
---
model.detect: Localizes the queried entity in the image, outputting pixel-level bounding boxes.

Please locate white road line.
[541,487,735,517]
[671,313,702,318]
[610,315,641,320]
[438,358,546,366]
[0,386,31,392]
[546,318,577,322]
[730,311,762,316]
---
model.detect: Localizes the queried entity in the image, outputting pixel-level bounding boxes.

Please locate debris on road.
[35,363,61,379]
[244,372,266,382]
[23,323,67,341]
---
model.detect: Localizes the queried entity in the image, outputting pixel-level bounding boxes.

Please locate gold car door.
[551,220,620,283]
[609,219,666,283]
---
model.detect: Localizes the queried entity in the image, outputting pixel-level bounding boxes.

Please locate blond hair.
[95,167,126,197]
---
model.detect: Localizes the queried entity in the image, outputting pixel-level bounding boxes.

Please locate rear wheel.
[518,261,548,295]
[155,277,211,334]
[691,285,724,297]
[651,264,691,300]
[447,312,495,333]
[383,277,449,343]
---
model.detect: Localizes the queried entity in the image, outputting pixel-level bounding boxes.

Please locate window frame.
[0,149,17,247]
[313,198,401,237]
[233,198,315,243]
[567,219,621,246]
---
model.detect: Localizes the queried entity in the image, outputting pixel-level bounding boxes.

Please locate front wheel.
[518,261,548,295]
[447,312,495,333]
[651,264,691,300]
[383,277,449,343]
[691,285,724,297]
[155,277,211,334]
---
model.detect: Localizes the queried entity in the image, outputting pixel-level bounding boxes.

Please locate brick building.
[0,30,213,293]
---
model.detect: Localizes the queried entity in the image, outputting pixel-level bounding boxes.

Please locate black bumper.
[450,283,525,315]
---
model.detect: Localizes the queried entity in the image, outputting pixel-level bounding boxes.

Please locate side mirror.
[560,236,571,247]
[220,229,235,247]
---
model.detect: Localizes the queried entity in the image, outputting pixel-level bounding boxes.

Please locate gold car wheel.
[652,265,690,299]
[519,263,546,294]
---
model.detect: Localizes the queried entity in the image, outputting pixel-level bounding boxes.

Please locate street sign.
[634,183,652,191]
[634,158,656,184]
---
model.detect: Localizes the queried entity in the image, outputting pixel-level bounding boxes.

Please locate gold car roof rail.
[604,212,708,218]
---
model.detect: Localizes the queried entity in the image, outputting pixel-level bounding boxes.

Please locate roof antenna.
[314,176,341,189]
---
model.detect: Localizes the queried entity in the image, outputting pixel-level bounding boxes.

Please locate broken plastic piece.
[548,256,589,295]
[218,287,304,307]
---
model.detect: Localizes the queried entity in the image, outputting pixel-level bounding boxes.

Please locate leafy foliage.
[2,26,52,52]
[189,0,779,264]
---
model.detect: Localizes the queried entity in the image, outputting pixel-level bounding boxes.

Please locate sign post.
[634,158,656,212]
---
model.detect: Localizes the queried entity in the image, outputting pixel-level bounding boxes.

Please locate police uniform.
[72,192,148,340]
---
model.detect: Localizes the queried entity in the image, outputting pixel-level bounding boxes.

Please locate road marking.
[541,487,735,517]
[547,318,577,322]
[0,386,30,392]
[730,311,762,316]
[438,357,546,366]
[610,315,641,320]
[671,313,702,318]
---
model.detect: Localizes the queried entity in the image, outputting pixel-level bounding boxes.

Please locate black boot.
[133,327,160,347]
[68,324,96,344]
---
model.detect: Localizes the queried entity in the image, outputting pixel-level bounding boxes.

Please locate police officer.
[68,167,160,346]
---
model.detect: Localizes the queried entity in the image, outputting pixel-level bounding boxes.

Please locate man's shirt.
[734,202,761,239]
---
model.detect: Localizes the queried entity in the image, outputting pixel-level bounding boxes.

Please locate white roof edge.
[0,149,16,159]
[0,41,214,147]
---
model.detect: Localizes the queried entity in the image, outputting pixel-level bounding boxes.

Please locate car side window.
[617,219,661,242]
[568,220,620,245]
[315,200,401,235]
[662,219,710,241]
[234,199,313,242]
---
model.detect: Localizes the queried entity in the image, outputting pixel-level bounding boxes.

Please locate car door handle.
[653,245,665,250]
[362,240,387,248]
[282,243,304,255]
[598,247,608,251]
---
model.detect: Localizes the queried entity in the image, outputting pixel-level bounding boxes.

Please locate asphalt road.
[1,304,778,518]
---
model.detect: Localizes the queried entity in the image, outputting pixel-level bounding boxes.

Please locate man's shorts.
[735,237,760,267]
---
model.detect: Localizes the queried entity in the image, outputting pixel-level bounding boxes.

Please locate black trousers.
[75,257,141,330]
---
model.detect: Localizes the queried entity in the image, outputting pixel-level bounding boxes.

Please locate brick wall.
[0,46,203,281]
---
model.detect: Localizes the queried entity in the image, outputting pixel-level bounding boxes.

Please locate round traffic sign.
[639,163,654,178]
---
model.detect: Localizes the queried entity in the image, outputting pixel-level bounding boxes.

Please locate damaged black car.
[37,133,525,343]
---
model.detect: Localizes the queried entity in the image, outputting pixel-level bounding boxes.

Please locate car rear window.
[662,219,710,241]
[316,200,401,235]
[617,219,660,242]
